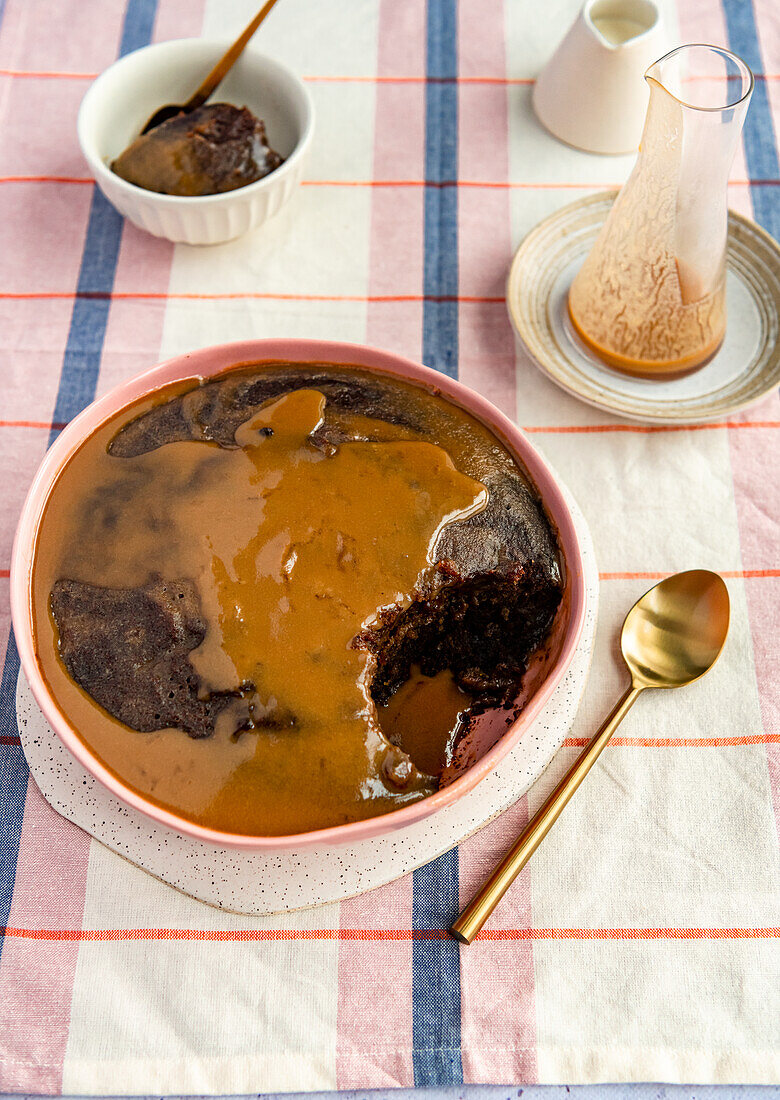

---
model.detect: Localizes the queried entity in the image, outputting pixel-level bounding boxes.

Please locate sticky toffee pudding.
[33,363,564,836]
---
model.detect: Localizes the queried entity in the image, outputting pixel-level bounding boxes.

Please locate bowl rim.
[77,39,315,206]
[11,338,587,850]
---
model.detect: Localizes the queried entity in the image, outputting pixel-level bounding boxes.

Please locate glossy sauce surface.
[377,667,470,778]
[33,370,506,836]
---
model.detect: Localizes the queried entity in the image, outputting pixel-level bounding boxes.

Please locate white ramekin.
[77,39,314,245]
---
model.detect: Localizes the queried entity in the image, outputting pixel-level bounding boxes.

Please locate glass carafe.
[568,44,754,378]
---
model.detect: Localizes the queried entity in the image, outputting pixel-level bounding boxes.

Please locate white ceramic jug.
[533,0,666,155]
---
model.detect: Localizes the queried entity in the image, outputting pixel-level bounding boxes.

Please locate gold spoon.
[450,569,730,945]
[141,0,281,134]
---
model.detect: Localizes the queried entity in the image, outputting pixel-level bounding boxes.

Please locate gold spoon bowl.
[451,569,730,944]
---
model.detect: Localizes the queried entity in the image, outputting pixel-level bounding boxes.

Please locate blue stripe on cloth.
[118,0,157,54]
[722,0,780,239]
[0,0,19,968]
[412,0,463,1087]
[48,188,125,444]
[421,0,459,379]
[412,847,464,1085]
[0,633,26,963]
[0,0,158,964]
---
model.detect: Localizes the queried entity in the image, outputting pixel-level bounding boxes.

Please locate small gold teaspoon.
[450,569,730,945]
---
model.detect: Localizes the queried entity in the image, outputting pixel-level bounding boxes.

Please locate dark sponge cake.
[50,576,235,738]
[111,103,284,197]
[361,561,561,707]
[108,367,428,457]
[50,363,564,753]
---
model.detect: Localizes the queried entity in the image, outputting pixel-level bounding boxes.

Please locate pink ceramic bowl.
[11,339,586,850]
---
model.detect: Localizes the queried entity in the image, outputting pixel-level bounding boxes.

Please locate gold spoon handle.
[450,683,643,944]
[184,0,282,113]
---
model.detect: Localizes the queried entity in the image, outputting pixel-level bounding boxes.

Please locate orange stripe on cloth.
[522,421,780,433]
[0,176,92,184]
[2,925,779,942]
[304,74,537,84]
[479,927,780,940]
[600,570,780,580]
[0,68,98,78]
[0,291,505,303]
[4,69,780,85]
[300,179,612,188]
[4,732,775,750]
[301,178,772,188]
[563,733,780,748]
[302,73,779,85]
[0,419,777,435]
[4,176,775,189]
[0,420,63,429]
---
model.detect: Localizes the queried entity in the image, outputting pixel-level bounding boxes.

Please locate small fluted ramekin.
[77,39,314,245]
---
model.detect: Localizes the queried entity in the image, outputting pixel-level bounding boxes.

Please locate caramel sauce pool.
[32,366,502,836]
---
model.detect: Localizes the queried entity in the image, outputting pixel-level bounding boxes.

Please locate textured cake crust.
[50,577,235,738]
[359,561,562,707]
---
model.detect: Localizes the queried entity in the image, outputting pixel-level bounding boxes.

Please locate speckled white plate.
[16,491,597,917]
[507,192,780,424]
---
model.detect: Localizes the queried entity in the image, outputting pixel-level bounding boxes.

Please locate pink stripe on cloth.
[457,0,515,419]
[112,221,174,295]
[0,181,92,293]
[153,0,206,42]
[0,782,91,1093]
[366,187,425,360]
[743,577,780,855]
[676,0,752,205]
[97,298,172,398]
[728,425,780,572]
[366,24,426,361]
[676,1,729,63]
[729,422,780,838]
[0,307,72,437]
[337,876,414,1087]
[755,0,780,72]
[97,222,175,398]
[458,798,538,1082]
[0,429,50,571]
[742,577,780,737]
[755,7,780,166]
[460,298,518,416]
[0,78,87,178]
[0,0,123,75]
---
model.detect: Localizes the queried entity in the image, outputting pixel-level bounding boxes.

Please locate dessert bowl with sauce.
[11,339,586,851]
[78,39,314,244]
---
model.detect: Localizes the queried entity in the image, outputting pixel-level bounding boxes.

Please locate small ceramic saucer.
[506,192,780,424]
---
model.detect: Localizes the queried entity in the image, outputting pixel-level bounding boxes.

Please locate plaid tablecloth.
[1,0,779,1092]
